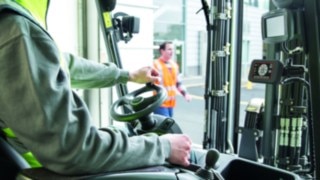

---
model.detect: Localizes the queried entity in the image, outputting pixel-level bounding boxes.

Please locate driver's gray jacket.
[0,0,171,175]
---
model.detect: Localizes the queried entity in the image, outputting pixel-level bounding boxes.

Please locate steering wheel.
[110,83,167,122]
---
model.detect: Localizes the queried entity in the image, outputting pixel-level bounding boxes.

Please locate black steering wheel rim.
[110,83,167,122]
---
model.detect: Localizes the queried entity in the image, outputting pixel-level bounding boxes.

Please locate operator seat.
[0,134,111,179]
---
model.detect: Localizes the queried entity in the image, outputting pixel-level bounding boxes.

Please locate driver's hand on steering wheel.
[160,134,192,167]
[129,66,160,84]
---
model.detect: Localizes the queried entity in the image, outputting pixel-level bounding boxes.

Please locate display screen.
[251,62,273,80]
[266,15,285,37]
[248,60,284,84]
[261,9,296,43]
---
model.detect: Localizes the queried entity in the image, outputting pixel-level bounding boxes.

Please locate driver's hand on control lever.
[129,66,160,84]
[160,134,192,167]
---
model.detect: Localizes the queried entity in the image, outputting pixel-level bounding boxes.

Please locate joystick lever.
[195,149,224,180]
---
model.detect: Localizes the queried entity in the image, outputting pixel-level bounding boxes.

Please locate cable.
[281,77,315,176]
[281,42,304,55]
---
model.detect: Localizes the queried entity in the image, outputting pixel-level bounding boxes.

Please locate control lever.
[195,149,224,180]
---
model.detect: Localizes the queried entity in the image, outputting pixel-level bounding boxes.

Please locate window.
[153,0,185,44]
[153,0,185,67]
[244,0,259,7]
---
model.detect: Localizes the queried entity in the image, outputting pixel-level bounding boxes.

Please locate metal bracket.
[211,90,227,97]
[211,43,231,61]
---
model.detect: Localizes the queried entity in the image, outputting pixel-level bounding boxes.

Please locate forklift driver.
[0,0,193,176]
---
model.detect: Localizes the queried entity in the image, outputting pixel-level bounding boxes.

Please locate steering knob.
[130,96,145,111]
[131,96,144,105]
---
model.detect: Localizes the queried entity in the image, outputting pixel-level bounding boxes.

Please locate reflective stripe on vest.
[2,128,41,168]
[22,151,41,168]
[153,59,178,108]
[2,127,15,138]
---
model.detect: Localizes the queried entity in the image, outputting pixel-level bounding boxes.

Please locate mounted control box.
[248,60,284,84]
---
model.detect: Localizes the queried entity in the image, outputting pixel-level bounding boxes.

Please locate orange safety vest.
[153,59,178,108]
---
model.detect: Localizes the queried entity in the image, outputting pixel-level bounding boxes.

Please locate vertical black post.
[262,83,277,165]
[95,0,128,97]
[231,0,243,154]
[304,0,320,177]
[202,0,214,150]
[96,0,138,134]
[201,0,232,152]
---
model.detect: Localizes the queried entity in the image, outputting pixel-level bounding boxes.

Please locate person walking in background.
[153,41,192,118]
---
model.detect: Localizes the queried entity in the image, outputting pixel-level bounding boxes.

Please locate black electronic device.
[100,0,116,11]
[113,12,140,34]
[248,60,284,84]
[113,12,140,43]
[261,9,295,43]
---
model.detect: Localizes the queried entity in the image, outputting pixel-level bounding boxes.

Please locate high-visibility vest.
[153,59,178,108]
[0,0,50,168]
[15,0,50,28]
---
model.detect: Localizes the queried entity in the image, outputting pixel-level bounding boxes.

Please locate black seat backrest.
[0,132,30,178]
[0,133,93,179]
[0,133,114,179]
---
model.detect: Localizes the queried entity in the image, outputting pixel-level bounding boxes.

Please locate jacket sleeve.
[63,53,130,89]
[0,14,171,175]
